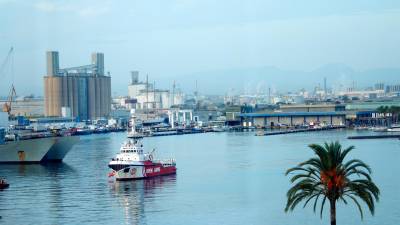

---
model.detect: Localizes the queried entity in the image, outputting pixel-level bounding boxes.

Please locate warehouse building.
[239,104,346,127]
[240,112,346,128]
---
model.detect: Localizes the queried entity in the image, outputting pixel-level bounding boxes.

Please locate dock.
[257,126,346,136]
[348,134,400,139]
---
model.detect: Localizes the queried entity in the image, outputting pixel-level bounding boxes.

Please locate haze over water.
[1,1,400,95]
[0,131,398,225]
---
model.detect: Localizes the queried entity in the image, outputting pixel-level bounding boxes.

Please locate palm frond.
[285,141,380,222]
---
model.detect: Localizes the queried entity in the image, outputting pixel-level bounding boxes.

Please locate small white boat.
[387,128,400,132]
[386,124,400,132]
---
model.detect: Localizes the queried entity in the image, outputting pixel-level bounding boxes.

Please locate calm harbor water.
[0,130,399,225]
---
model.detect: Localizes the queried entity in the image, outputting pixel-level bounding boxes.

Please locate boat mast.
[131,115,136,135]
[146,74,148,120]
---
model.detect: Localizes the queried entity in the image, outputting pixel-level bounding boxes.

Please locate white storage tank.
[61,107,72,117]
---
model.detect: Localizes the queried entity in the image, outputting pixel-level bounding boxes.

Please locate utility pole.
[146,74,148,120]
[153,80,156,109]
[195,80,198,109]
[195,80,198,98]
[324,77,327,100]
[172,80,176,106]
[268,87,271,104]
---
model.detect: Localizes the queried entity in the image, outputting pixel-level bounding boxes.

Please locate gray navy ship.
[0,113,79,163]
[0,135,79,163]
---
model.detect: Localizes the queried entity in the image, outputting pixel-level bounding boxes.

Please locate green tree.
[376,105,389,114]
[285,142,380,225]
[376,105,400,123]
[389,106,400,123]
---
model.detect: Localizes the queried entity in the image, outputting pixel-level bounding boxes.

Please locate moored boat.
[0,127,79,163]
[109,116,176,180]
[386,124,400,132]
[108,138,176,181]
[0,178,9,189]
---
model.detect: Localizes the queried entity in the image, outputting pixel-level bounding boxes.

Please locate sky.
[0,0,400,96]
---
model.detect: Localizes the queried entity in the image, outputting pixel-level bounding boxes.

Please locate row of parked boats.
[354,124,400,132]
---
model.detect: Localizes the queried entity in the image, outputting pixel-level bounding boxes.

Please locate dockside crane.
[0,47,16,117]
[2,85,16,116]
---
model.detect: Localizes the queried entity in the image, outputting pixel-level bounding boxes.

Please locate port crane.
[0,47,16,116]
[3,85,16,116]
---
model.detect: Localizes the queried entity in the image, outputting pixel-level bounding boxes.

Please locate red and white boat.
[108,137,176,180]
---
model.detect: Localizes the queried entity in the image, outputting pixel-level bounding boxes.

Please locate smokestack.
[131,71,139,84]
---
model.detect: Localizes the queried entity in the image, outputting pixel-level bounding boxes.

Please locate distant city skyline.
[1,1,400,96]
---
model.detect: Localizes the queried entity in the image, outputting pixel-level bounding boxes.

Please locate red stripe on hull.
[143,163,177,178]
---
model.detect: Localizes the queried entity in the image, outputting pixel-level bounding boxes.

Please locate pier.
[257,126,346,136]
[348,134,400,139]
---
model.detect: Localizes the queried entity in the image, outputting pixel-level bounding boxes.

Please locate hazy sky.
[1,0,400,96]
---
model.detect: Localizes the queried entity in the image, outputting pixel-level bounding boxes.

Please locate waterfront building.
[385,84,400,95]
[0,97,44,117]
[338,90,385,99]
[375,83,385,91]
[278,104,345,112]
[240,111,346,128]
[43,51,111,120]
[240,104,346,128]
[128,71,149,99]
[167,109,193,128]
[127,72,183,110]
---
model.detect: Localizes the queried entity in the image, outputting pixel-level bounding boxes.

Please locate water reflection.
[0,163,78,224]
[0,162,76,178]
[109,175,177,225]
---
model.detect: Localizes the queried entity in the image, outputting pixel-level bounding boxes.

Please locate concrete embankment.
[348,134,400,139]
[257,126,346,136]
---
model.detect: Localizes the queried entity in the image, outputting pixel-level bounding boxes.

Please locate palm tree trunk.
[330,199,336,225]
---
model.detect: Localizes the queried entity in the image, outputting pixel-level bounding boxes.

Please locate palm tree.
[285,141,380,225]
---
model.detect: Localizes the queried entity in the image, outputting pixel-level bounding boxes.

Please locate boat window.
[123,168,130,173]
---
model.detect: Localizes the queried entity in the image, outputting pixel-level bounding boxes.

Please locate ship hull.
[0,136,79,163]
[42,136,80,162]
[111,162,176,181]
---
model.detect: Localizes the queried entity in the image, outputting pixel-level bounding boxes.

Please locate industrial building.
[240,104,346,127]
[44,51,111,120]
[127,71,183,110]
[278,104,345,112]
[240,112,346,128]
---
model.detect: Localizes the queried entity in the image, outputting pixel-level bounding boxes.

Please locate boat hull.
[0,183,9,189]
[387,128,400,132]
[0,136,79,163]
[111,162,176,181]
[42,136,80,162]
[0,138,55,163]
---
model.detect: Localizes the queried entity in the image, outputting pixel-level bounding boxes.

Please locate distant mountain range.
[161,64,400,95]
